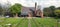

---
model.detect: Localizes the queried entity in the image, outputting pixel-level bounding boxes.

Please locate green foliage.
[10,3,22,14]
[49,6,55,11]
[54,9,60,17]
[43,6,56,17]
[56,7,60,9]
[43,8,52,17]
[0,4,5,16]
[0,6,3,13]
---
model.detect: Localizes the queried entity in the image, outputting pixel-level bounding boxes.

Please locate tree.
[9,3,22,17]
[49,6,56,17]
[49,6,55,11]
[43,7,52,17]
[54,9,60,17]
[0,4,5,16]
[0,4,3,15]
[56,7,60,10]
[43,6,56,17]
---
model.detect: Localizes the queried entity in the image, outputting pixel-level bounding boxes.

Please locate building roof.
[21,6,41,15]
[21,6,35,15]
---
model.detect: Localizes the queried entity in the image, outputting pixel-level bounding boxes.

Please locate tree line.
[43,6,60,18]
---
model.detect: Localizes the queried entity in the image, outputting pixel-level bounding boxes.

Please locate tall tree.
[43,6,56,17]
[49,6,55,11]
[0,4,5,16]
[9,3,22,17]
[43,7,52,17]
[49,6,56,17]
[0,4,3,15]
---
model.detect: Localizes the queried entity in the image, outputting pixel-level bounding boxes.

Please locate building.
[21,2,43,18]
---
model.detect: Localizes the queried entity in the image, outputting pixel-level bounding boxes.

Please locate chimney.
[35,2,43,18]
[35,2,37,16]
[35,2,37,10]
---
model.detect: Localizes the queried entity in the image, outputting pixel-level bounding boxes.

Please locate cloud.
[0,0,60,7]
[40,0,60,7]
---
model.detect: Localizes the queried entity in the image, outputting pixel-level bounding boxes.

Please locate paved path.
[28,19,31,27]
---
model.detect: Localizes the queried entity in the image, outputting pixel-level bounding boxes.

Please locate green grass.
[31,18,57,27]
[0,18,28,27]
[0,18,59,27]
[57,19,60,27]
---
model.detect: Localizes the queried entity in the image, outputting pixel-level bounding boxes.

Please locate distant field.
[0,18,60,27]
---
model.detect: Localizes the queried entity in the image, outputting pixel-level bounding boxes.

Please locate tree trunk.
[15,13,18,17]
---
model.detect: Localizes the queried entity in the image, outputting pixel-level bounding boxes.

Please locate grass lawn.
[0,18,28,27]
[0,17,59,27]
[31,18,58,27]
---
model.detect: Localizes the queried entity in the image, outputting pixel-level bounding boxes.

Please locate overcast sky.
[0,0,60,7]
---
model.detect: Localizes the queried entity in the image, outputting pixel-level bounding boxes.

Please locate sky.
[0,0,60,7]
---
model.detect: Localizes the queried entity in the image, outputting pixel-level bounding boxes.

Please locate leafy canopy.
[54,9,60,17]
[10,3,22,14]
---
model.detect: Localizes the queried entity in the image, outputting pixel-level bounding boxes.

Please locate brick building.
[21,2,43,18]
